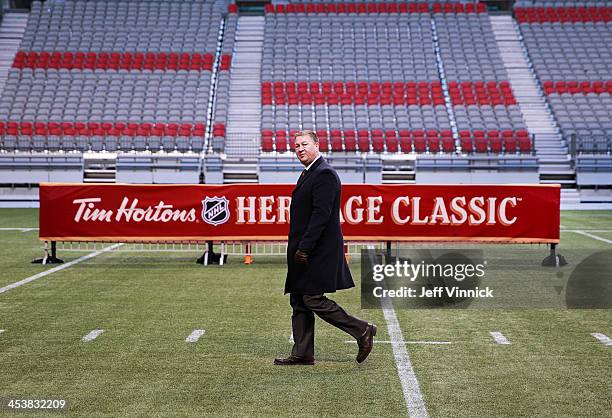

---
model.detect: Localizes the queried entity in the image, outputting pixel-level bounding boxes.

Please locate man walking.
[274,130,376,366]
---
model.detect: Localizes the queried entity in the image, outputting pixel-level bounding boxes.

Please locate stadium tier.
[260,2,528,155]
[0,0,232,153]
[0,0,611,190]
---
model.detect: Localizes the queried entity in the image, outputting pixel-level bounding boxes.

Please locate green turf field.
[0,209,610,417]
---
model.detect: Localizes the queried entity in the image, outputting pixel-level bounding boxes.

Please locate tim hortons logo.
[201,196,230,226]
[72,197,197,223]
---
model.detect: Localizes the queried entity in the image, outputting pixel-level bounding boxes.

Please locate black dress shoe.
[273,355,315,365]
[356,323,377,363]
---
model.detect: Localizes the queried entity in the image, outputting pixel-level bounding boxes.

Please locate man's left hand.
[294,250,309,265]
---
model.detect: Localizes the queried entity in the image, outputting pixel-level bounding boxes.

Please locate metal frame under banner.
[31,239,566,268]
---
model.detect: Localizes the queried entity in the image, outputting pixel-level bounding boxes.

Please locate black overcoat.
[284,157,355,294]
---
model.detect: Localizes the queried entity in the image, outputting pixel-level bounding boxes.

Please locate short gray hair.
[293,129,319,144]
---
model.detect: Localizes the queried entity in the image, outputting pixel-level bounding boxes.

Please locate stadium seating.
[21,0,223,53]
[0,0,228,153]
[260,2,527,155]
[0,1,536,160]
[261,5,453,154]
[435,9,529,154]
[516,3,612,149]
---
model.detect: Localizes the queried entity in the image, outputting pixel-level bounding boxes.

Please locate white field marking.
[0,243,122,295]
[289,332,294,344]
[0,330,5,336]
[0,227,39,232]
[565,214,612,217]
[382,298,429,417]
[559,224,566,228]
[345,340,451,345]
[571,230,612,244]
[561,229,612,232]
[590,333,612,346]
[490,331,511,345]
[82,329,104,342]
[21,228,38,232]
[185,329,206,343]
[367,246,429,418]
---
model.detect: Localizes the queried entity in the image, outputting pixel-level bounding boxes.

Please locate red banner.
[39,183,560,243]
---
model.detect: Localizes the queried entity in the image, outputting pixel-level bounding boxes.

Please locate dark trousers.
[290,293,368,357]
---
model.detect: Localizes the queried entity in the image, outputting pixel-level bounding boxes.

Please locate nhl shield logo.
[201,196,230,226]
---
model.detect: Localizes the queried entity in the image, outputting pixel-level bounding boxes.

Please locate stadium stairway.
[0,11,28,95]
[490,14,575,188]
[223,15,264,183]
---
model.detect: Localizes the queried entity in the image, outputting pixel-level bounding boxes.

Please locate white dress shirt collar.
[305,154,321,171]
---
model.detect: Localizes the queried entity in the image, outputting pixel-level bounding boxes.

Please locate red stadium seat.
[504,136,517,153]
[319,137,329,152]
[372,136,384,153]
[275,136,288,152]
[461,137,473,153]
[261,136,274,152]
[413,131,426,153]
[518,136,532,153]
[331,136,343,152]
[344,130,356,152]
[426,130,440,153]
[358,137,370,153]
[399,136,412,153]
[386,136,399,153]
[487,131,501,153]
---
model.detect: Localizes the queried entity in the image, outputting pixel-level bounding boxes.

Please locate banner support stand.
[385,241,392,263]
[541,243,567,267]
[32,241,64,265]
[196,241,228,266]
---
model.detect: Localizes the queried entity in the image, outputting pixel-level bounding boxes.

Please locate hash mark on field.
[571,230,612,244]
[82,329,104,342]
[490,331,511,345]
[0,243,122,295]
[590,333,612,346]
[345,340,451,345]
[186,329,206,343]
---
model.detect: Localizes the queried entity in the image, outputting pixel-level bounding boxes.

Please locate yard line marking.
[382,298,429,417]
[0,227,39,231]
[345,340,451,345]
[21,228,38,232]
[590,333,612,346]
[82,329,104,342]
[289,333,294,344]
[490,331,511,345]
[572,230,612,244]
[0,243,123,295]
[367,246,429,418]
[185,329,206,343]
[559,224,566,228]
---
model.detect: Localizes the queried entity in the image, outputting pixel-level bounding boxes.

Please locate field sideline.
[0,209,611,417]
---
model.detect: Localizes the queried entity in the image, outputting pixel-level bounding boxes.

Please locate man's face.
[294,135,320,166]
